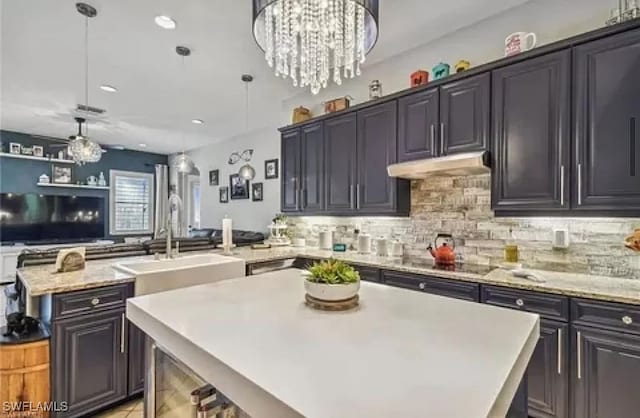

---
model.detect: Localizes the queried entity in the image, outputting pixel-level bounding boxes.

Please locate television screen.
[0,193,106,243]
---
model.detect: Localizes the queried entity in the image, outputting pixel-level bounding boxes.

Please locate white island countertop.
[127,269,539,418]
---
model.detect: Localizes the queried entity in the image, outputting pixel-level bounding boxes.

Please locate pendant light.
[238,74,256,181]
[172,46,196,174]
[68,2,103,165]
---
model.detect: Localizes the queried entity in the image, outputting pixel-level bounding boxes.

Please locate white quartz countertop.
[128,269,539,418]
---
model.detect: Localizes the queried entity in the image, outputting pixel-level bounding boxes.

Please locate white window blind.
[109,170,154,235]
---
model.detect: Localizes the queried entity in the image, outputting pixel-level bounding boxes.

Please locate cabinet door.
[574,29,640,211]
[281,129,301,212]
[357,101,398,212]
[52,309,127,417]
[440,73,490,155]
[528,320,569,418]
[128,322,146,396]
[325,113,357,212]
[398,88,439,162]
[572,325,640,418]
[301,122,325,212]
[492,50,571,213]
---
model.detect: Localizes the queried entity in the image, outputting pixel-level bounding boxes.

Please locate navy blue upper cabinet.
[398,88,439,162]
[281,129,301,212]
[324,113,358,213]
[357,101,406,214]
[492,50,571,213]
[301,122,325,212]
[573,29,640,211]
[440,73,491,155]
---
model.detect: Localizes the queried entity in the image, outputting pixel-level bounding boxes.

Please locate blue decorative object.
[432,62,451,80]
[333,243,347,252]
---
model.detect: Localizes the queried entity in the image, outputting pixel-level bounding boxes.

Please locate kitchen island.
[127,268,540,418]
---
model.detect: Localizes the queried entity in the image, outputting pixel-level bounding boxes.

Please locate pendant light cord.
[84,14,90,138]
[245,80,249,131]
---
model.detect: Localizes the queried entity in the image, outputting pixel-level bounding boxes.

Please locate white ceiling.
[0,0,528,154]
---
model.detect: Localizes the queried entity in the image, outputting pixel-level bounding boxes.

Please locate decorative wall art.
[209,169,219,186]
[229,174,249,199]
[265,159,279,180]
[252,183,264,202]
[52,165,72,184]
[219,187,229,203]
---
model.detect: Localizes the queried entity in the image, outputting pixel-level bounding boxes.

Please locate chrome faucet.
[165,218,173,259]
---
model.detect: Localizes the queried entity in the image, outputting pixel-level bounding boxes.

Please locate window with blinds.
[109,170,155,235]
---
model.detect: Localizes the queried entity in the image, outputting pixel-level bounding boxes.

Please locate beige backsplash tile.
[287,174,640,279]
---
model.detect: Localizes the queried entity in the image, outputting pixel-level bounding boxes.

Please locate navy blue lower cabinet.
[571,325,640,418]
[507,376,529,418]
[381,270,479,302]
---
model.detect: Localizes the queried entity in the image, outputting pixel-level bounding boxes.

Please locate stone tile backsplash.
[288,174,640,279]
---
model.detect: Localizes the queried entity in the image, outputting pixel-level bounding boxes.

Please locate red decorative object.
[427,233,456,266]
[410,70,429,87]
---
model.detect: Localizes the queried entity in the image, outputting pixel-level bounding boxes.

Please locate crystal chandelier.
[69,2,103,165]
[68,117,102,164]
[253,0,379,94]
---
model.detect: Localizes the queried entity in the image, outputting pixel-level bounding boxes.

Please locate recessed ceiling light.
[155,15,176,30]
[99,84,118,93]
[191,119,204,125]
[139,143,147,148]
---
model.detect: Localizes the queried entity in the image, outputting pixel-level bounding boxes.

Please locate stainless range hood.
[387,151,490,179]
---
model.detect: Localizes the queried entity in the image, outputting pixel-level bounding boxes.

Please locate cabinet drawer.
[571,298,640,335]
[382,270,479,302]
[481,285,569,321]
[52,284,132,319]
[352,265,381,283]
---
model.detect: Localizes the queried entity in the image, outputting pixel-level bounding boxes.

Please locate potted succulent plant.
[304,259,361,301]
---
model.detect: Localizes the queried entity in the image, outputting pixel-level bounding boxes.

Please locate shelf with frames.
[0,152,75,164]
[37,183,109,190]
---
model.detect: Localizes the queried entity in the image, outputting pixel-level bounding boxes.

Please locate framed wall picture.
[9,143,21,154]
[229,174,249,199]
[265,159,279,180]
[219,186,229,203]
[52,165,72,184]
[33,145,44,157]
[252,183,263,202]
[209,169,219,186]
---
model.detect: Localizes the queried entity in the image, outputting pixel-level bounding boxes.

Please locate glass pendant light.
[238,74,256,181]
[172,46,197,175]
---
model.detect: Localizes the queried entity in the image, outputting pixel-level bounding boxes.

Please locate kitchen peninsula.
[127,269,540,418]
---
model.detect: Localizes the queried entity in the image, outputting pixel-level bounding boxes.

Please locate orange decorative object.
[292,106,311,124]
[324,96,351,114]
[625,228,640,252]
[411,70,429,87]
[427,233,456,266]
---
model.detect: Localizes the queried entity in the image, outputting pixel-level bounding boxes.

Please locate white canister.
[376,238,389,257]
[358,234,372,254]
[391,241,404,257]
[292,238,306,248]
[318,231,333,250]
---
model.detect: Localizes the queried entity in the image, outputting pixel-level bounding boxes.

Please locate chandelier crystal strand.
[259,0,376,94]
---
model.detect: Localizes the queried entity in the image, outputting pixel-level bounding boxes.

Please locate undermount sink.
[114,253,246,296]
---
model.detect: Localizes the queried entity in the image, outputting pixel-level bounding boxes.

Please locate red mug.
[505,32,537,56]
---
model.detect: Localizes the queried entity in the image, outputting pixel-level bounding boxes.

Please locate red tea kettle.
[427,233,456,266]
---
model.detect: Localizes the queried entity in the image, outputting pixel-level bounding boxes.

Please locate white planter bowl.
[304,279,360,301]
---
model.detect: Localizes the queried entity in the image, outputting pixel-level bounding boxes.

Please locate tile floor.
[94,398,143,418]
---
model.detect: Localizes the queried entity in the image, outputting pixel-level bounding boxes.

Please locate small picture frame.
[219,187,229,203]
[52,165,72,184]
[229,174,249,200]
[252,183,263,202]
[265,159,279,180]
[21,146,34,156]
[209,169,219,186]
[9,143,21,154]
[33,145,44,158]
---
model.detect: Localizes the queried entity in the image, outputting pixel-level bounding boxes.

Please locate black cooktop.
[400,258,495,276]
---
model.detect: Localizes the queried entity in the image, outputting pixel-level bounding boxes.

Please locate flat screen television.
[0,193,106,244]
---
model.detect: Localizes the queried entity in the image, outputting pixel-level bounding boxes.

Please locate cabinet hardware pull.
[350,185,355,210]
[430,124,436,155]
[418,283,426,290]
[577,331,582,379]
[515,298,524,307]
[557,328,562,375]
[577,164,583,206]
[631,117,636,177]
[440,123,445,155]
[91,298,100,306]
[120,313,126,354]
[560,165,565,206]
[356,184,361,210]
[622,315,633,325]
